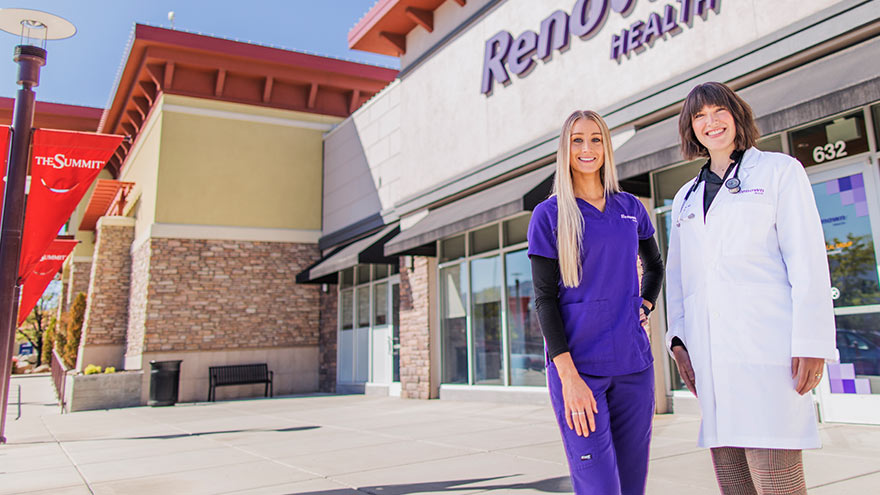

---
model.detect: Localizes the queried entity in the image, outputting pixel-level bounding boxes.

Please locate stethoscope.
[678,156,743,224]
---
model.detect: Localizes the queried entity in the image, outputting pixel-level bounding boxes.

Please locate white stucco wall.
[323,80,402,234]
[324,0,847,235]
[398,0,844,198]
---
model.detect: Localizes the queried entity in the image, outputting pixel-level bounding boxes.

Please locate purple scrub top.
[527,192,656,376]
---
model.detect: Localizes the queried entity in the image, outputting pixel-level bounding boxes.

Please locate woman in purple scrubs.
[528,110,664,494]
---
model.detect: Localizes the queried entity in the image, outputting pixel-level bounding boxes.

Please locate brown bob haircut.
[678,82,761,160]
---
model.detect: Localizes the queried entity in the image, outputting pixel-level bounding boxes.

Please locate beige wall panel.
[156,96,339,230]
[119,108,164,244]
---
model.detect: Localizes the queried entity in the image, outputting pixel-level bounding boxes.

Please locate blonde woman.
[528,110,663,494]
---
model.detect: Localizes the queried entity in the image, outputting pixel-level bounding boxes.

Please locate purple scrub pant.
[547,363,654,495]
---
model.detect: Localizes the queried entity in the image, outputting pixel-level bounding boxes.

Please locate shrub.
[63,293,86,369]
[84,364,102,375]
[103,367,116,374]
[42,316,57,365]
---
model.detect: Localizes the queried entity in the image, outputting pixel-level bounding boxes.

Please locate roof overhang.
[297,224,400,284]
[348,0,467,56]
[79,180,135,231]
[385,165,554,256]
[100,24,398,176]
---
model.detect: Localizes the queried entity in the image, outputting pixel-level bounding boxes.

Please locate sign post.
[0,8,75,444]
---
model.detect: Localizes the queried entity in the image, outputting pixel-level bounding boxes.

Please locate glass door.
[810,159,880,424]
[392,280,401,384]
[370,281,391,384]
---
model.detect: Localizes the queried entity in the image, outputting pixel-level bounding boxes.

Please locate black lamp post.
[0,8,75,444]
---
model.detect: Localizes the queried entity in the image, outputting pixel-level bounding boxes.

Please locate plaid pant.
[710,447,806,495]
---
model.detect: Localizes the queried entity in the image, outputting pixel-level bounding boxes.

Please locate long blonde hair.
[553,110,621,288]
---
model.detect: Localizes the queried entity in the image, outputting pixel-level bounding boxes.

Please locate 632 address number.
[813,140,848,164]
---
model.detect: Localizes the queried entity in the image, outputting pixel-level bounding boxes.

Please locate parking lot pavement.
[3,375,879,494]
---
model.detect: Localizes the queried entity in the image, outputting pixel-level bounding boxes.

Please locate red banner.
[19,129,123,281]
[17,239,77,326]
[0,125,11,220]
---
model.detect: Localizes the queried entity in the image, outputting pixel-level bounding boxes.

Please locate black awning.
[385,165,555,256]
[297,224,399,284]
[616,35,880,180]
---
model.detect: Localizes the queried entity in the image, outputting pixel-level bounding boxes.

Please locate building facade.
[299,0,880,424]
[62,25,396,403]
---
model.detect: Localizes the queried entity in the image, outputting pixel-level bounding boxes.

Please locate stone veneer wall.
[141,238,320,352]
[399,256,436,399]
[64,259,92,313]
[81,219,135,348]
[318,287,338,392]
[125,240,151,362]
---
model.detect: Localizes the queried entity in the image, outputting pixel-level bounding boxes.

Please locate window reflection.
[472,256,503,385]
[506,249,545,386]
[440,264,468,384]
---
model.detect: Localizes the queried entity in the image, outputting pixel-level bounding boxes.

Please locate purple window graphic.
[827,174,869,217]
[827,363,872,394]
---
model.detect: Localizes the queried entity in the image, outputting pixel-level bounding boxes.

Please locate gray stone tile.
[76,445,259,484]
[278,439,476,477]
[0,465,85,495]
[89,460,316,495]
[809,470,880,494]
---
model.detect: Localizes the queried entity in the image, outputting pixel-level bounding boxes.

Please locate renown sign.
[481,0,720,95]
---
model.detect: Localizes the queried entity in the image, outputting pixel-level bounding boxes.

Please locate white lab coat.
[665,147,838,449]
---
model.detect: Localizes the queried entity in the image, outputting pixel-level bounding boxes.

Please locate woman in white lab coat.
[665,82,837,494]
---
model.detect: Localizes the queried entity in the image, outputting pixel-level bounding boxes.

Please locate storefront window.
[374,264,389,279]
[506,249,545,386]
[653,160,701,208]
[341,268,354,288]
[832,313,880,394]
[790,111,869,167]
[471,256,503,385]
[470,224,499,255]
[503,215,530,246]
[440,235,466,262]
[356,286,370,327]
[873,104,880,148]
[756,134,783,153]
[440,264,468,384]
[356,264,371,285]
[373,282,388,326]
[341,290,353,330]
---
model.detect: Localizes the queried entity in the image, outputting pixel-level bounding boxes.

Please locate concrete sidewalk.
[2,375,879,495]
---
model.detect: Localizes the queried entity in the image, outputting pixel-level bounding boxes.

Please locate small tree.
[63,292,87,369]
[17,280,61,368]
[42,315,57,365]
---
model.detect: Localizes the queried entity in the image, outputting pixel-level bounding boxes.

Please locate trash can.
[149,360,182,407]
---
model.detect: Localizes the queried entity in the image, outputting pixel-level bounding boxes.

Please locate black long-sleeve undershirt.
[531,237,664,361]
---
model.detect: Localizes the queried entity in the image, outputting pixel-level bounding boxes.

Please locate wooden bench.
[208,364,273,402]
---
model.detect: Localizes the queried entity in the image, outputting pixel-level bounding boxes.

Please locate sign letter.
[481,31,513,94]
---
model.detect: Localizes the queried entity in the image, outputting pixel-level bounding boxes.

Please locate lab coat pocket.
[721,201,774,256]
[561,300,614,363]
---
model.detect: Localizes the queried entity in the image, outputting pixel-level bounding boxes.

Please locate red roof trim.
[136,25,397,82]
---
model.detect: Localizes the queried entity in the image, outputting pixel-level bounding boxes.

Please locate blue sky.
[0,1,398,109]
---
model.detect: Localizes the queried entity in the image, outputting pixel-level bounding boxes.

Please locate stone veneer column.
[77,216,135,371]
[318,287,337,392]
[399,256,438,399]
[62,257,92,314]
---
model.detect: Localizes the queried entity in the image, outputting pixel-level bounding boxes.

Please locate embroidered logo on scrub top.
[620,214,638,223]
[580,454,593,461]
